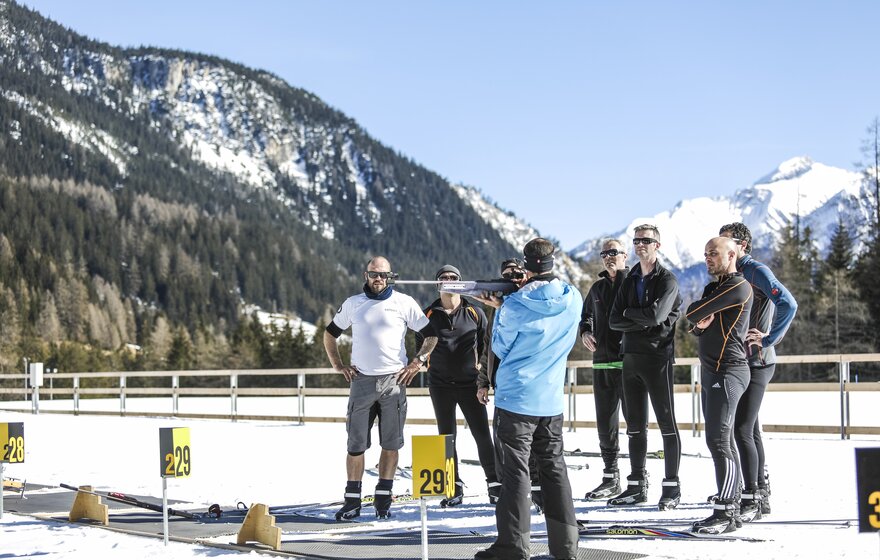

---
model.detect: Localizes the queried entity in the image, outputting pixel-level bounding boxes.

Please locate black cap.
[500,258,523,274]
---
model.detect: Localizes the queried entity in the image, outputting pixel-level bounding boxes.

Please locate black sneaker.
[531,484,544,514]
[658,478,680,511]
[607,476,648,506]
[335,494,362,521]
[487,481,501,505]
[585,470,620,500]
[441,482,465,508]
[692,501,737,534]
[373,489,392,519]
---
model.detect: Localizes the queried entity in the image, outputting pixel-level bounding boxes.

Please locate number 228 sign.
[1,423,24,463]
[159,427,191,478]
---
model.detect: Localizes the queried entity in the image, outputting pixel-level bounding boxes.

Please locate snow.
[2,394,878,559]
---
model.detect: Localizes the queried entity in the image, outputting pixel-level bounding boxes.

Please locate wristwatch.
[417,354,429,365]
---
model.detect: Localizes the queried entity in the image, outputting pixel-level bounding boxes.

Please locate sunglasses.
[600,249,625,258]
[438,274,460,281]
[502,271,525,280]
[366,271,394,279]
[633,238,658,246]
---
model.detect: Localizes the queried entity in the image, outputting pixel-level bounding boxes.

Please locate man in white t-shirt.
[323,256,437,520]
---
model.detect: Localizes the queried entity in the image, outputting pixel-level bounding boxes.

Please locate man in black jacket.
[580,239,629,500]
[417,264,498,506]
[685,237,753,534]
[609,224,683,511]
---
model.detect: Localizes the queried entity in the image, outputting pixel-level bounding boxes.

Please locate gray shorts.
[346,373,407,454]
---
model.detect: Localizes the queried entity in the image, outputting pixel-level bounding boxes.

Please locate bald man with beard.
[685,237,753,534]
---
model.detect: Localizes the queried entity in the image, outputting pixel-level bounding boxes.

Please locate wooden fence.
[1,354,878,439]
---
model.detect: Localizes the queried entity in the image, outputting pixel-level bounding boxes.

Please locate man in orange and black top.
[416,264,498,507]
[685,237,753,535]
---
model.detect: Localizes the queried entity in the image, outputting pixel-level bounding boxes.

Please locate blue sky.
[20,1,880,250]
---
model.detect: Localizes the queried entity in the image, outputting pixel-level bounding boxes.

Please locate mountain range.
[571,156,868,292]
[0,0,584,353]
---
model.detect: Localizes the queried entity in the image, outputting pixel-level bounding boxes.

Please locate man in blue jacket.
[474,238,581,560]
[719,222,797,518]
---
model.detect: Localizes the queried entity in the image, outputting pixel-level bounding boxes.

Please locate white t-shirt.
[331,291,430,376]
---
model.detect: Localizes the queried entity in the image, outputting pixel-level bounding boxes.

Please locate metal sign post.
[412,435,455,560]
[159,427,191,546]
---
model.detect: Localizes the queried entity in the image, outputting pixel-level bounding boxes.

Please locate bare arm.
[396,336,438,385]
[323,330,359,382]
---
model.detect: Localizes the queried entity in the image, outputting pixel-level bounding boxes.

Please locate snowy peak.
[571,157,866,272]
[755,155,814,185]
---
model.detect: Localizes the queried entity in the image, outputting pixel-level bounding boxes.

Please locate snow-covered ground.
[1,396,878,559]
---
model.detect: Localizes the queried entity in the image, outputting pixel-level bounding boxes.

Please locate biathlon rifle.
[390,278,518,298]
[60,483,221,519]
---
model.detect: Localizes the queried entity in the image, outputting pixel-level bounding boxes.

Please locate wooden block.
[236,503,281,550]
[69,485,109,526]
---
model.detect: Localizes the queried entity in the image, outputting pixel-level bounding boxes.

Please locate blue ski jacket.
[736,254,798,366]
[492,276,582,417]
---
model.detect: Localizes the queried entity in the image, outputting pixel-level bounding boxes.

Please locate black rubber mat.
[279,529,646,560]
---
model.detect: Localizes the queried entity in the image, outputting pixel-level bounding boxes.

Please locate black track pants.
[734,363,775,488]
[701,367,749,500]
[593,368,626,472]
[621,354,681,479]
[429,385,497,483]
[491,409,578,560]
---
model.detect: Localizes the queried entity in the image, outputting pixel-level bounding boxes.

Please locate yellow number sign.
[856,448,880,533]
[1,423,24,464]
[159,427,191,478]
[412,435,454,498]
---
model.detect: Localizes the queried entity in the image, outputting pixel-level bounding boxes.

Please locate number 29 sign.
[159,427,191,478]
[411,435,454,499]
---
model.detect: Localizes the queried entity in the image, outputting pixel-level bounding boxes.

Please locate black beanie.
[435,264,461,280]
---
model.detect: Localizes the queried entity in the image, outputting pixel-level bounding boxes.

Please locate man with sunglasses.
[415,264,498,507]
[719,222,797,519]
[474,238,581,560]
[609,224,683,511]
[580,239,629,500]
[323,256,438,521]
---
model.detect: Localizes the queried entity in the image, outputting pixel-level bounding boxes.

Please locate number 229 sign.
[159,427,191,478]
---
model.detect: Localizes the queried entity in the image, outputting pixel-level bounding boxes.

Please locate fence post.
[73,375,79,415]
[230,373,237,422]
[172,375,179,416]
[297,373,305,426]
[690,363,701,437]
[119,375,126,416]
[839,358,851,440]
[567,367,577,432]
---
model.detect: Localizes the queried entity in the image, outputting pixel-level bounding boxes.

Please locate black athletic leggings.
[621,354,681,479]
[701,367,749,501]
[429,385,497,484]
[593,368,626,472]
[734,363,775,489]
